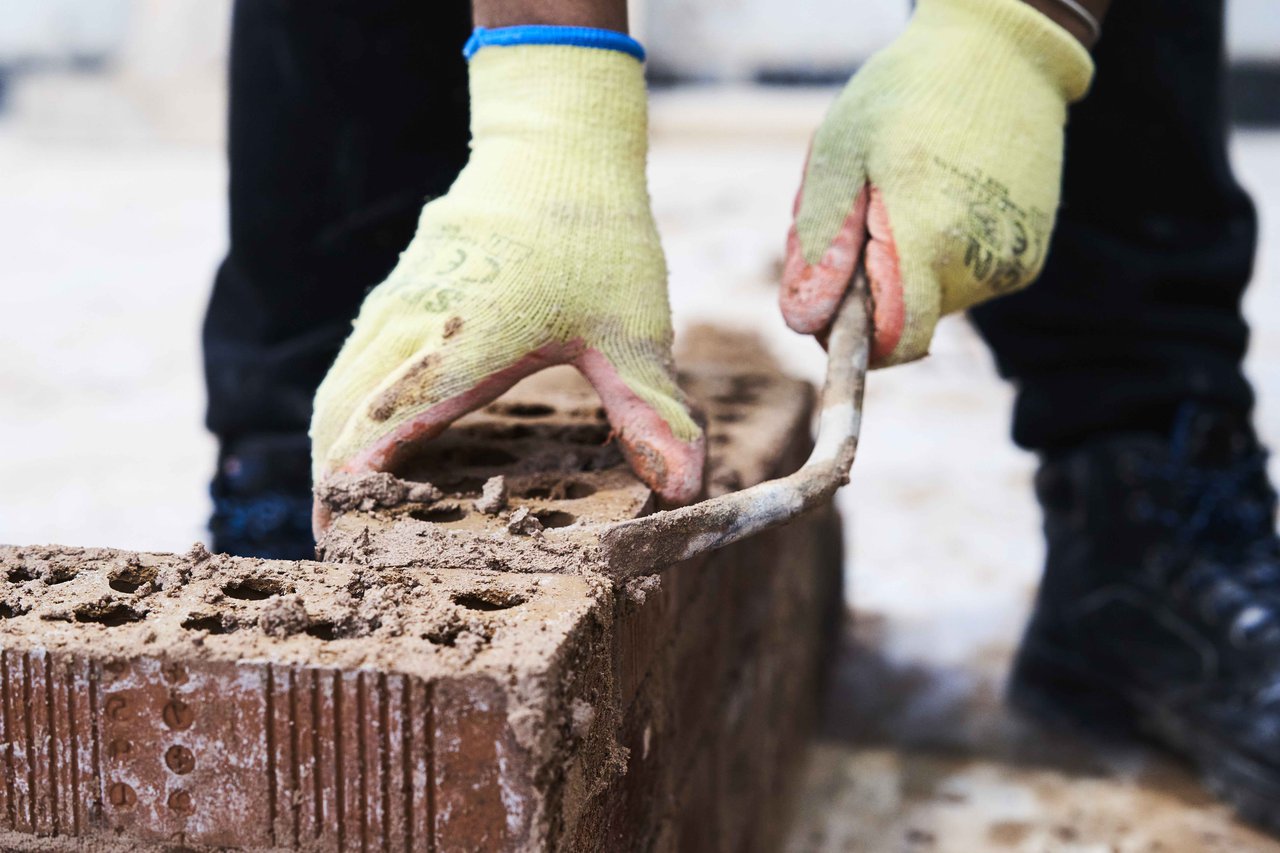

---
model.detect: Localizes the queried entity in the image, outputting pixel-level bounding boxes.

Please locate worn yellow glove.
[311,40,705,521]
[782,0,1094,365]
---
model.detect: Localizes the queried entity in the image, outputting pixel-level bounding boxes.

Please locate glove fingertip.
[576,349,707,505]
[780,227,830,334]
[781,191,869,336]
[620,429,707,506]
[311,499,333,542]
[863,231,906,365]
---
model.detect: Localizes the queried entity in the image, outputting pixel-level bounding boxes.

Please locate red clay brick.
[0,329,842,851]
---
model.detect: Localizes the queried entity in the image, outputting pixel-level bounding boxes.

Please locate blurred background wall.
[640,0,1280,78]
[0,0,230,143]
[1,0,1276,142]
[638,0,909,82]
[1228,0,1280,124]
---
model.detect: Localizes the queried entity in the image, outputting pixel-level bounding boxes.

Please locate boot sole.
[1010,637,1280,836]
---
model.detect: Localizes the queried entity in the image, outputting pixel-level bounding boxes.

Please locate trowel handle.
[597,271,871,577]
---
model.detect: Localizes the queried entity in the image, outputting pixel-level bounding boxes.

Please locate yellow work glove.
[311,35,705,527]
[782,0,1094,365]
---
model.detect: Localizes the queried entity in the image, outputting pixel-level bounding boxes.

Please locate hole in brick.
[470,445,518,465]
[450,446,518,467]
[409,504,466,524]
[533,510,577,529]
[165,745,195,775]
[0,601,26,619]
[566,424,612,445]
[305,622,337,641]
[730,372,771,390]
[469,423,535,441]
[75,602,145,627]
[713,390,758,406]
[168,789,194,815]
[452,590,527,612]
[563,481,597,499]
[424,624,461,646]
[495,402,556,418]
[109,781,137,810]
[181,614,232,635]
[108,565,156,595]
[223,578,284,600]
[6,567,34,583]
[717,411,745,424]
[711,434,731,446]
[519,480,597,500]
[440,476,489,496]
[722,374,771,403]
[45,567,77,585]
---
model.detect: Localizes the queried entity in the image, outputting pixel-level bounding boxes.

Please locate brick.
[0,328,842,851]
[674,744,719,853]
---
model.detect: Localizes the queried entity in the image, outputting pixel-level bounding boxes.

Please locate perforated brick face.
[0,328,843,851]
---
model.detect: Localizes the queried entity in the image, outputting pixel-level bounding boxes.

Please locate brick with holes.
[0,328,843,851]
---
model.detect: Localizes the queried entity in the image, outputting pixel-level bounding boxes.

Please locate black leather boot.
[1011,407,1280,832]
[209,433,315,560]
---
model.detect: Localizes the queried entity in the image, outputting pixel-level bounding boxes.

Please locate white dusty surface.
[650,103,1280,852]
[2,81,1280,850]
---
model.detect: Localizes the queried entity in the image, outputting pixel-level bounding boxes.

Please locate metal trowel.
[594,272,870,577]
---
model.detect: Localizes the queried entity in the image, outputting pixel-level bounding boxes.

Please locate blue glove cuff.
[463,26,646,62]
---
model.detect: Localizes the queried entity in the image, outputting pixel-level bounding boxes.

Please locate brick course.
[0,329,842,851]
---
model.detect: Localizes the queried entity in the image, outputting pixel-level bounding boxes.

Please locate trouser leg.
[969,0,1258,452]
[203,0,472,555]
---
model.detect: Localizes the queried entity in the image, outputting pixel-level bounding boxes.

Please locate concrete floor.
[652,97,1280,852]
[3,79,1280,850]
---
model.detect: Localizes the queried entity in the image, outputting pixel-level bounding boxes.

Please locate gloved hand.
[782,0,1094,365]
[311,35,705,528]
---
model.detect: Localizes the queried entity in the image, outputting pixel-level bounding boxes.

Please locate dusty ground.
[652,95,1280,852]
[2,78,1280,850]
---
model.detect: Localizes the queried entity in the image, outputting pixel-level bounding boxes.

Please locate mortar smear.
[474,475,509,515]
[315,471,442,512]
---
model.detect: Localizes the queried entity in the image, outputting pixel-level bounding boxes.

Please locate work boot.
[1010,406,1280,832]
[209,434,314,560]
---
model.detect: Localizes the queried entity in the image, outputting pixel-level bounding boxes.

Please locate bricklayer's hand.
[781,0,1094,365]
[310,42,705,533]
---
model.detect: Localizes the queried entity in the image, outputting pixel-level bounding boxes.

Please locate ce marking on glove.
[425,229,502,284]
[384,229,535,314]
[962,205,1046,294]
[939,159,1048,295]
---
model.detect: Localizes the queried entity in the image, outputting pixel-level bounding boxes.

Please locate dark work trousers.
[203,0,472,463]
[203,0,1258,526]
[970,0,1258,451]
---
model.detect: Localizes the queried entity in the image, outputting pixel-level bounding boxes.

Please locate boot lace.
[1131,407,1280,654]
